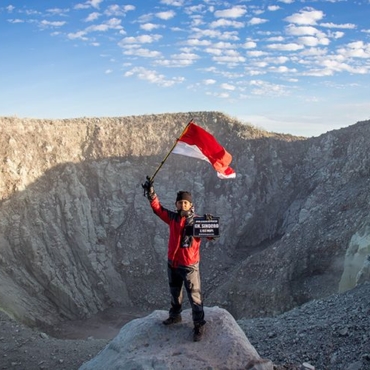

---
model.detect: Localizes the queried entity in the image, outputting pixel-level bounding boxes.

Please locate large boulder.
[79,306,273,370]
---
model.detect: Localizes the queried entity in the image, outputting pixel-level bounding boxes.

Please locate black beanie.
[176,191,192,203]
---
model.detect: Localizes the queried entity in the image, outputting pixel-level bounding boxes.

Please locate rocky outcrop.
[0,113,369,329]
[79,307,273,370]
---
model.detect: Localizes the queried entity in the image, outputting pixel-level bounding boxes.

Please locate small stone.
[338,327,349,336]
[345,361,362,370]
[302,362,315,370]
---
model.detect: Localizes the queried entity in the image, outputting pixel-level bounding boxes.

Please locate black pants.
[167,263,205,324]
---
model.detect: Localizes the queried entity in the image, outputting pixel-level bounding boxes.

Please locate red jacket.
[150,195,201,267]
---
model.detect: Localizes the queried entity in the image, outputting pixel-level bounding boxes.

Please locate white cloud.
[249,80,289,96]
[74,3,89,10]
[156,10,176,20]
[298,36,330,47]
[212,41,234,49]
[155,58,195,67]
[267,36,285,42]
[190,28,239,41]
[173,52,199,60]
[8,19,24,24]
[320,22,356,29]
[85,18,123,32]
[320,59,368,74]
[213,55,246,64]
[40,20,66,28]
[248,17,268,26]
[140,23,161,31]
[191,28,222,39]
[247,50,269,57]
[119,34,162,45]
[217,92,230,98]
[300,47,328,56]
[269,66,297,73]
[160,0,184,6]
[220,83,236,90]
[329,31,345,39]
[186,38,212,46]
[219,31,240,41]
[123,48,162,58]
[210,19,244,28]
[254,61,268,68]
[205,48,223,56]
[184,4,205,15]
[267,43,304,51]
[203,79,216,85]
[337,41,370,58]
[268,6,280,11]
[68,31,88,40]
[104,5,135,16]
[285,24,320,36]
[90,0,103,9]
[85,12,100,22]
[124,67,185,87]
[214,6,247,19]
[264,56,289,64]
[285,8,324,25]
[252,9,265,16]
[243,41,257,49]
[47,8,69,16]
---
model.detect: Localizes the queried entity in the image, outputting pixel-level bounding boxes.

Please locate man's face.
[176,200,192,211]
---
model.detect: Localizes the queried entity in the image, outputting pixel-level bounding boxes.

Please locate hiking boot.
[193,322,206,342]
[162,315,182,325]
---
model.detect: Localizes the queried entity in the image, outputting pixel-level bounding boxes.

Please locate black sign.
[192,217,220,238]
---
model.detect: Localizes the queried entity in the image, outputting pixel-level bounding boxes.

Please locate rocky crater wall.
[0,113,369,329]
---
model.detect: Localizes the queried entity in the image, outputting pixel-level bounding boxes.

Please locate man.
[142,178,207,342]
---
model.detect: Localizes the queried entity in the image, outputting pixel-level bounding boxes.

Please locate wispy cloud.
[124,66,185,87]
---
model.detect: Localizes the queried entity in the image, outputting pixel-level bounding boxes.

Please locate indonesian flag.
[172,122,236,179]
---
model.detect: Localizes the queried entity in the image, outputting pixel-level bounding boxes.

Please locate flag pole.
[148,119,193,182]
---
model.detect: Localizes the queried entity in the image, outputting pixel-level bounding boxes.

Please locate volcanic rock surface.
[0,113,369,369]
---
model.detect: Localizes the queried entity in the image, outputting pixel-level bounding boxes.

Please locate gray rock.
[79,306,272,370]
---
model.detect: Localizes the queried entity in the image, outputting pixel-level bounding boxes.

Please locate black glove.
[142,176,156,201]
[204,213,213,220]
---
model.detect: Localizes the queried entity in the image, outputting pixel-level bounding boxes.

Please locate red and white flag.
[172,122,236,179]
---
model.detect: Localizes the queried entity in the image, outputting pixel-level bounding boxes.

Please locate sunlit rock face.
[0,113,369,327]
[339,223,370,293]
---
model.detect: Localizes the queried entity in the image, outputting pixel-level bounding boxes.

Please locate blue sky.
[1,0,370,137]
